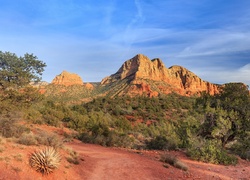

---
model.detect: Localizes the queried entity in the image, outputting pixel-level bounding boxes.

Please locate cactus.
[30,147,61,175]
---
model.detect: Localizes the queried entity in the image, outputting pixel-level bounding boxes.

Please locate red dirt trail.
[0,140,249,180]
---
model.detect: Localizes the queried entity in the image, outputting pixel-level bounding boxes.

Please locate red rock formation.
[168,65,219,95]
[51,71,83,86]
[85,83,94,90]
[128,81,159,97]
[101,54,220,96]
[101,54,171,84]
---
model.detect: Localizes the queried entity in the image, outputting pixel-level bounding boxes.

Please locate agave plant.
[30,147,61,174]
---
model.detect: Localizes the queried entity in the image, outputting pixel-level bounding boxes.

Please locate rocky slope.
[51,71,84,86]
[101,54,220,96]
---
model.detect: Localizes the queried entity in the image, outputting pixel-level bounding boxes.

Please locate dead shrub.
[160,153,188,171]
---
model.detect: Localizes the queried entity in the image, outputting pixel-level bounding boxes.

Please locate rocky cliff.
[101,54,220,96]
[51,71,84,86]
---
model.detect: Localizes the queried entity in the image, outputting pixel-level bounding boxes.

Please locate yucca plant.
[30,147,61,175]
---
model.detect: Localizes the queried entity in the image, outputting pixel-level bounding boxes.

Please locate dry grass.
[65,147,80,165]
[160,153,188,171]
[13,154,23,162]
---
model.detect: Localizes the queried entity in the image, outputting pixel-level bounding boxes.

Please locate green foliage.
[231,134,250,160]
[198,84,249,143]
[72,94,193,148]
[78,111,134,147]
[0,51,46,89]
[44,84,95,103]
[187,83,250,165]
[38,101,72,127]
[146,136,177,150]
[187,139,237,165]
[175,116,201,148]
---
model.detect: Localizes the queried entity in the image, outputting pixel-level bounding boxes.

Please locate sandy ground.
[0,128,249,180]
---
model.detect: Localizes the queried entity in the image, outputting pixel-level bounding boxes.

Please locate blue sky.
[0,0,249,86]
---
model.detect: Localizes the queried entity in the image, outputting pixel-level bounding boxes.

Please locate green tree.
[197,83,250,147]
[0,51,46,89]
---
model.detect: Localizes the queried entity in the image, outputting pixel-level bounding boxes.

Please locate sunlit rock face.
[51,71,84,86]
[101,54,220,96]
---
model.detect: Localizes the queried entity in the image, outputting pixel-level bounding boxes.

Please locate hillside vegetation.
[0,51,249,166]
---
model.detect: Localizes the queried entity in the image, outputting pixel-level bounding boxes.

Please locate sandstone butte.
[51,70,84,86]
[101,54,220,96]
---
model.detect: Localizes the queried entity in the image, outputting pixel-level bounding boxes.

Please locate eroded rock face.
[168,65,220,95]
[101,54,170,84]
[51,71,84,86]
[101,54,220,96]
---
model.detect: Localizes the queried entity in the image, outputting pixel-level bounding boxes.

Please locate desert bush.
[146,136,177,150]
[17,133,37,146]
[30,147,61,175]
[230,136,250,160]
[187,139,237,165]
[0,117,30,138]
[66,149,80,165]
[105,132,134,148]
[160,153,178,165]
[80,130,134,148]
[35,131,63,149]
[160,153,188,171]
[174,160,189,171]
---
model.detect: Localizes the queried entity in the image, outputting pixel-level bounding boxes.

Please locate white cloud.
[192,64,250,87]
[177,30,250,58]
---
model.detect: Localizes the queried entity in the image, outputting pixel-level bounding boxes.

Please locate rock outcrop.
[51,71,84,86]
[101,54,170,84]
[101,54,220,96]
[85,83,94,90]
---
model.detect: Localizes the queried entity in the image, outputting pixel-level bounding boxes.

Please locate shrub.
[0,117,30,138]
[230,137,250,160]
[146,136,177,150]
[160,153,188,171]
[17,133,37,146]
[30,147,61,175]
[160,153,178,165]
[66,150,80,165]
[187,139,237,165]
[35,131,63,148]
[174,160,189,171]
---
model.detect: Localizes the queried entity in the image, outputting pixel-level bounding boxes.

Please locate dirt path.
[67,141,250,180]
[0,139,249,179]
[67,142,170,180]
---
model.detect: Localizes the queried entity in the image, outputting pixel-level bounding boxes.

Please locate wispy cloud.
[122,0,145,46]
[0,0,250,86]
[177,31,250,58]
[194,63,250,87]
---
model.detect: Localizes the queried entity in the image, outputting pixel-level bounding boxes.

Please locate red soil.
[0,125,249,180]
